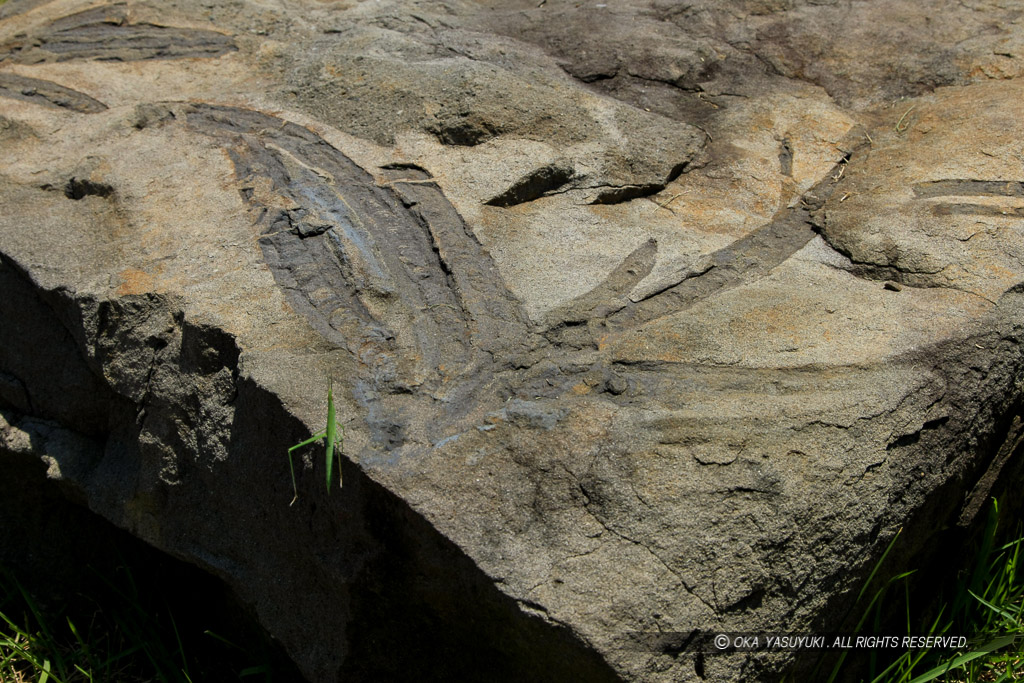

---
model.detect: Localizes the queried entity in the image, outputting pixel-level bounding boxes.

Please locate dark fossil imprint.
[180,104,541,449]
[113,101,863,455]
[913,179,1024,218]
[0,5,236,64]
[184,104,531,391]
[0,72,107,113]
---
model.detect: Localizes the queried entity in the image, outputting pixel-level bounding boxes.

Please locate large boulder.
[2,0,1024,680]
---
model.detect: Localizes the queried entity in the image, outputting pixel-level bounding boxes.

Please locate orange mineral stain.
[116,268,155,296]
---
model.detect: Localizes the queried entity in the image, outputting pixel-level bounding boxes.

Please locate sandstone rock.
[2,1,1024,681]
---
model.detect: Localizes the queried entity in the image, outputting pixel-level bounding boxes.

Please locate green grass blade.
[12,582,70,680]
[904,635,1017,683]
[957,499,1000,620]
[326,380,336,493]
[870,649,913,683]
[169,610,190,679]
[65,615,89,655]
[1,638,17,665]
[97,643,144,670]
[16,584,55,647]
[0,607,27,634]
[858,528,903,605]
[203,630,243,651]
[969,589,1018,622]
[240,664,271,678]
[826,530,906,683]
[856,569,917,633]
[4,560,273,683]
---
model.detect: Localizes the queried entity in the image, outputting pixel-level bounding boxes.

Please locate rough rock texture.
[2,0,1024,681]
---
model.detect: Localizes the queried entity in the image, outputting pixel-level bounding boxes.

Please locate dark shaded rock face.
[2,0,1024,681]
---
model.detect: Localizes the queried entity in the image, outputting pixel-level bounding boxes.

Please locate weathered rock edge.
[4,106,1024,680]
[0,251,621,682]
[3,0,1024,681]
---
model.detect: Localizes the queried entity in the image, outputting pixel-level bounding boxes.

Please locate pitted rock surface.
[2,1,1024,681]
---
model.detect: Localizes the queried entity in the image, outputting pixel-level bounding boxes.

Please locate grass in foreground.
[827,499,1024,683]
[0,562,272,683]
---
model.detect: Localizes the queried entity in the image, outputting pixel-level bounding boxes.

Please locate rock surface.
[2,0,1024,680]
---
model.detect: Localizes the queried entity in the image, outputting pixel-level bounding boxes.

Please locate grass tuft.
[823,499,1024,683]
[0,563,274,683]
